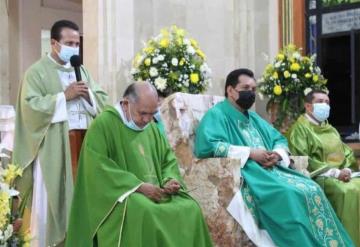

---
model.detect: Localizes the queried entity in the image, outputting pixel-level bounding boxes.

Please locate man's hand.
[64,81,90,101]
[163,179,181,195]
[338,169,351,182]
[249,149,279,168]
[136,183,165,202]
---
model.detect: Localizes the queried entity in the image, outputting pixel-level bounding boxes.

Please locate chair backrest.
[160,93,224,166]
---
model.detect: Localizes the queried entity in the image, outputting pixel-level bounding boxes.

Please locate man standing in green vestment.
[194,68,354,247]
[287,90,360,246]
[66,82,213,247]
[12,20,108,246]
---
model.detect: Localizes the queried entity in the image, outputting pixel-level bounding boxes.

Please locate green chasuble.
[12,56,108,246]
[195,99,354,247]
[287,114,360,246]
[65,106,213,247]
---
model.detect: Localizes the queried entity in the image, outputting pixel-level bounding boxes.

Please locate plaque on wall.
[322,8,360,34]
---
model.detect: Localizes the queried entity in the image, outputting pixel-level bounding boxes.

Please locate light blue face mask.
[313,103,330,122]
[153,109,161,122]
[57,43,79,63]
[124,103,149,131]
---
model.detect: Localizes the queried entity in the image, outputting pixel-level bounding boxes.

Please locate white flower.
[149,67,158,77]
[291,74,297,79]
[154,77,167,91]
[158,55,165,61]
[171,58,178,66]
[315,67,321,74]
[275,62,281,68]
[304,87,312,95]
[200,63,212,76]
[152,57,159,64]
[292,52,301,60]
[184,80,189,87]
[162,63,168,68]
[183,38,190,45]
[3,224,13,241]
[184,74,189,79]
[186,45,195,55]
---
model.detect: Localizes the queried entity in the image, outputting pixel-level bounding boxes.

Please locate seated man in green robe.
[66,82,213,247]
[287,90,360,246]
[194,68,354,247]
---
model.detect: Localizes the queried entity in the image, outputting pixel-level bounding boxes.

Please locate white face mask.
[56,42,79,63]
[124,103,149,131]
[312,103,330,122]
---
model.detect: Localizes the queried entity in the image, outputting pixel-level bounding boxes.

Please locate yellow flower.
[159,38,170,48]
[265,64,273,73]
[290,63,301,71]
[272,72,279,79]
[313,74,319,82]
[144,58,151,66]
[303,56,310,63]
[273,85,282,95]
[176,38,183,45]
[190,38,198,48]
[179,58,185,66]
[23,229,32,242]
[133,53,141,67]
[4,164,23,184]
[190,73,200,84]
[305,73,312,78]
[143,46,155,55]
[277,53,285,61]
[287,43,296,51]
[196,49,206,59]
[175,27,185,37]
[283,71,291,78]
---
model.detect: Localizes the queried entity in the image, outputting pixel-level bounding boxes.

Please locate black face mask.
[235,90,255,110]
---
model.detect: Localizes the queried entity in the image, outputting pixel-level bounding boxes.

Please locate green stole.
[195,99,354,247]
[287,114,360,246]
[12,56,108,246]
[66,106,212,247]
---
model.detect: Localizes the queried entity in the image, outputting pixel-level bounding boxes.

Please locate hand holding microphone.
[64,55,90,102]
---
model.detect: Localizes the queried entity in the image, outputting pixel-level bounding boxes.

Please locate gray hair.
[123,81,157,103]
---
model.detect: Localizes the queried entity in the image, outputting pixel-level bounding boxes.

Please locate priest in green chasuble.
[12,20,108,247]
[194,68,354,247]
[287,90,360,246]
[66,82,213,247]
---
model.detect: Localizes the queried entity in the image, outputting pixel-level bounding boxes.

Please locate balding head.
[122,82,159,128]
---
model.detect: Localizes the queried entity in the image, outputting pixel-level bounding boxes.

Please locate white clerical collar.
[114,101,128,123]
[47,53,71,69]
[305,113,320,126]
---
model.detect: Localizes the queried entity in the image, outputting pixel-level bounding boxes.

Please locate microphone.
[70,55,82,82]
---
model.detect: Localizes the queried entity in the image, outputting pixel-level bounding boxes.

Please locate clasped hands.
[338,169,351,182]
[136,179,181,202]
[64,81,91,103]
[249,149,281,168]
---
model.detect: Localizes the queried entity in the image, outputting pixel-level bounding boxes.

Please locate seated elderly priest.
[287,90,360,246]
[65,82,213,247]
[194,68,354,247]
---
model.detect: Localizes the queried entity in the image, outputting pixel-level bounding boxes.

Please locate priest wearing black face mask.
[194,68,353,247]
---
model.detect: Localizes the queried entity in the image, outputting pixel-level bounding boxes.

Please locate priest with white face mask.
[13,20,108,247]
[287,90,360,246]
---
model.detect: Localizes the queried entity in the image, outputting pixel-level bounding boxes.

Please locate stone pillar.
[82,0,279,114]
[0,0,9,104]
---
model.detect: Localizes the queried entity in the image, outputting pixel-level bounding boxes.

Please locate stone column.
[0,0,9,104]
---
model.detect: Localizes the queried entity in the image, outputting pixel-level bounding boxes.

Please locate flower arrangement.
[131,25,211,96]
[0,153,30,247]
[258,44,328,130]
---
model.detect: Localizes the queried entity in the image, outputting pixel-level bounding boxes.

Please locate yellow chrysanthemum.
[290,63,301,71]
[283,71,291,78]
[159,38,170,48]
[190,73,200,84]
[144,58,151,66]
[196,49,206,59]
[143,46,155,55]
[190,38,198,48]
[272,72,279,79]
[133,53,141,67]
[305,73,312,78]
[160,28,170,37]
[179,58,185,66]
[265,64,273,73]
[4,164,23,184]
[276,53,285,61]
[313,74,319,82]
[273,85,282,96]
